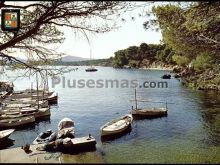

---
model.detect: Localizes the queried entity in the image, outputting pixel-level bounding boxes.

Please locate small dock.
[0,137,104,163]
[71,136,96,150]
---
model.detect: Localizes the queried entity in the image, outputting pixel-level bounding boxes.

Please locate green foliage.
[193,52,214,71]
[152,3,220,65]
[125,46,139,60]
[128,60,138,68]
[113,50,128,67]
[112,43,175,68]
[156,45,174,64]
[172,54,190,67]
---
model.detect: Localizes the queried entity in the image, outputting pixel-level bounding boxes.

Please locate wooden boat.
[44,93,58,105]
[5,103,31,109]
[33,129,56,145]
[3,98,48,108]
[1,107,37,115]
[130,89,169,118]
[0,116,35,127]
[0,108,50,120]
[58,118,75,139]
[0,129,15,141]
[132,107,167,118]
[35,108,51,119]
[10,91,54,99]
[100,114,133,137]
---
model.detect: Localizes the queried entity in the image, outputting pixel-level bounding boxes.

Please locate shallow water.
[1,66,220,163]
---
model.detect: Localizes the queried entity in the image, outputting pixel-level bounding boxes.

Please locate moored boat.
[33,129,56,145]
[58,118,75,139]
[0,107,50,120]
[35,108,51,119]
[131,107,168,118]
[44,93,58,105]
[0,116,35,127]
[100,114,133,137]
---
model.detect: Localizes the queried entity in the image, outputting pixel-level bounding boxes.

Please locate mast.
[135,88,137,110]
[46,69,49,92]
[31,82,33,100]
[36,72,39,109]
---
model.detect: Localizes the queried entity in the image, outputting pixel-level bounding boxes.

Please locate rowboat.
[0,108,50,120]
[35,108,51,119]
[58,118,75,139]
[33,129,56,145]
[131,107,168,118]
[0,129,15,141]
[0,116,35,127]
[100,114,133,137]
[44,93,58,105]
[10,91,54,99]
[5,103,31,109]
[3,98,49,108]
[1,107,37,116]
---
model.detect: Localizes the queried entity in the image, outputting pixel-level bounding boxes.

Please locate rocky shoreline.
[172,66,220,91]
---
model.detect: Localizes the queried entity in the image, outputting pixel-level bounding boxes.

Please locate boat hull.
[132,108,167,118]
[0,108,51,120]
[0,116,35,127]
[100,114,133,137]
[46,95,58,105]
[0,129,15,141]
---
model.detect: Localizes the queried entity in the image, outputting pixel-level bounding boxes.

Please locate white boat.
[131,107,167,117]
[5,103,31,108]
[35,108,51,119]
[0,116,35,127]
[0,108,50,120]
[45,93,58,105]
[100,114,133,137]
[4,98,48,108]
[0,129,15,141]
[58,118,75,138]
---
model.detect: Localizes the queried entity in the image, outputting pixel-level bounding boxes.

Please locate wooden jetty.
[70,136,96,150]
[0,136,102,163]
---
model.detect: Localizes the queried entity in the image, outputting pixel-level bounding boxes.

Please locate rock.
[174,74,181,78]
[161,74,171,79]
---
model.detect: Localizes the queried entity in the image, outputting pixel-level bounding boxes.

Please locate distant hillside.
[61,55,89,62]
[54,58,113,66]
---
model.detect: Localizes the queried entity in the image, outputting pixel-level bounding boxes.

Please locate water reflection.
[0,138,15,150]
[197,91,220,145]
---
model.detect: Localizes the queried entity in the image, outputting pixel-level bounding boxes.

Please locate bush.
[193,52,214,71]
[172,54,190,67]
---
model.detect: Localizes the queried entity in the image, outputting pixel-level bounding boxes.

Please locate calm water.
[1,66,220,163]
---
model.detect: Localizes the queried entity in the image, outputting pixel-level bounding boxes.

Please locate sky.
[59,13,162,59]
[3,1,163,60]
[57,4,162,59]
